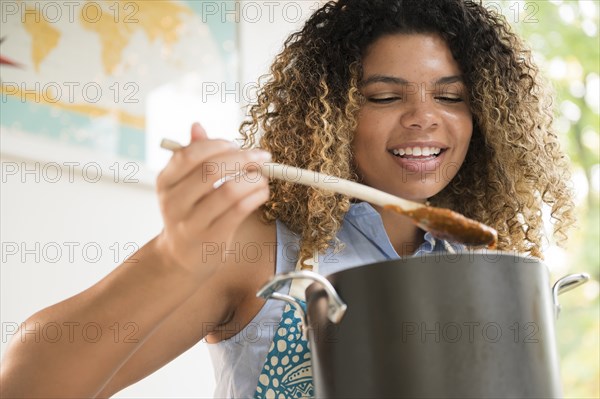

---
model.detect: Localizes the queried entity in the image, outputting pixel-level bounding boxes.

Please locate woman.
[0,0,574,398]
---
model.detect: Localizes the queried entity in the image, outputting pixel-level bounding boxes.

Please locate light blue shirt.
[207,202,459,398]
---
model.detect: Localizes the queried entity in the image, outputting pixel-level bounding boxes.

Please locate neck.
[374,205,424,257]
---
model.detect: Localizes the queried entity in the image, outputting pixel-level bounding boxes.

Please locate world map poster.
[1,0,238,166]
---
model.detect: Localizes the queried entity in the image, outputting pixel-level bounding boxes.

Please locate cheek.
[353,114,375,156]
[462,119,474,152]
[448,110,473,153]
[351,128,376,179]
[351,133,368,173]
[354,109,387,146]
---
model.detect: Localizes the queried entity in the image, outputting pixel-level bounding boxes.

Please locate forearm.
[0,237,201,398]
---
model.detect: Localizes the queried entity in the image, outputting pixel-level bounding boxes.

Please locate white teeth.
[391,146,442,157]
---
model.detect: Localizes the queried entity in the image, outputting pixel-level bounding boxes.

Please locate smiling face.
[353,33,473,202]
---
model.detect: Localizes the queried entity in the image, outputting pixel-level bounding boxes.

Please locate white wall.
[0,2,319,398]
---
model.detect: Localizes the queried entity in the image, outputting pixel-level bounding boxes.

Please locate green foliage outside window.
[491,1,599,397]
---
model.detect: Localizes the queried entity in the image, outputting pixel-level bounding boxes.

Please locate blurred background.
[504,1,599,397]
[1,0,598,397]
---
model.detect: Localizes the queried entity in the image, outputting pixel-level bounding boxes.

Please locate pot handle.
[552,273,590,319]
[256,271,347,324]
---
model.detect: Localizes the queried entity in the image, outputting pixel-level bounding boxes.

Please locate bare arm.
[0,123,271,398]
[0,239,207,398]
[95,210,276,398]
[92,253,239,398]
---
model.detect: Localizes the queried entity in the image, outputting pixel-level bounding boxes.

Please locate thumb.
[190,122,208,142]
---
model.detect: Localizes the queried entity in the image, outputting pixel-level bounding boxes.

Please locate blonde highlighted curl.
[240,0,574,265]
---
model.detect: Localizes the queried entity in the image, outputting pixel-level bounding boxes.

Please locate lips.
[391,146,442,158]
[388,142,448,159]
[387,142,448,172]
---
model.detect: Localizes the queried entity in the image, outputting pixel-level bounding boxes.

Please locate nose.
[399,99,439,131]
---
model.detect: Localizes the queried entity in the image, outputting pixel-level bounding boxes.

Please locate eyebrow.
[359,74,464,87]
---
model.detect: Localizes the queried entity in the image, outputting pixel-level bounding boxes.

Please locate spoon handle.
[263,162,422,211]
[160,138,422,211]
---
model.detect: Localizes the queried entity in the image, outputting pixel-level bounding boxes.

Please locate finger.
[188,176,270,234]
[190,122,208,142]
[157,139,240,190]
[162,150,271,221]
[208,183,270,236]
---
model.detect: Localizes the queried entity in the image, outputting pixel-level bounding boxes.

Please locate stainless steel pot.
[257,252,589,398]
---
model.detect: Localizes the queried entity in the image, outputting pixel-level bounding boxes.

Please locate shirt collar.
[346,202,462,257]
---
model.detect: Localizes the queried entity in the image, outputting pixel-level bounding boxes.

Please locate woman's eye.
[369,97,401,104]
[436,96,463,103]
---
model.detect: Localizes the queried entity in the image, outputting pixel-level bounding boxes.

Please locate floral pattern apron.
[253,254,319,398]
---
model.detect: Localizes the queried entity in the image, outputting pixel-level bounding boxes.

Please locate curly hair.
[240,0,575,265]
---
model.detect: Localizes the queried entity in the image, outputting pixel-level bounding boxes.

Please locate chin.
[389,183,447,203]
[361,172,451,203]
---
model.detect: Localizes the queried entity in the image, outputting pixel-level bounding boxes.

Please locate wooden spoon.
[160,139,498,248]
